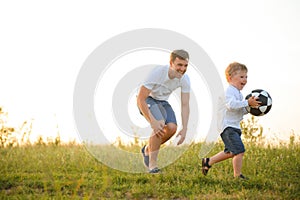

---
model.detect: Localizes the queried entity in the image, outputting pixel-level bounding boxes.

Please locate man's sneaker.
[149,167,161,174]
[141,145,149,167]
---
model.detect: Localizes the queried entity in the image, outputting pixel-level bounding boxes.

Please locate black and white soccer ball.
[245,89,272,116]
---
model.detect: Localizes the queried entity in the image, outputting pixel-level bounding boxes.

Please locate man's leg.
[161,123,177,144]
[144,99,177,171]
[148,120,163,170]
[148,122,177,170]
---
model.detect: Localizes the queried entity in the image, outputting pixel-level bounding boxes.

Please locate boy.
[201,62,260,179]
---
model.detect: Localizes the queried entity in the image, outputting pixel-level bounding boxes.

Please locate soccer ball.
[245,89,272,116]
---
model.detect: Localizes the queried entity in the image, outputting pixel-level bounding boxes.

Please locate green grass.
[0,142,299,199]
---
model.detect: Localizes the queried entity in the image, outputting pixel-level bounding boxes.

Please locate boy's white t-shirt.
[143,65,190,101]
[218,85,249,132]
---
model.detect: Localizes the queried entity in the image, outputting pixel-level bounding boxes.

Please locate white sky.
[1,0,300,143]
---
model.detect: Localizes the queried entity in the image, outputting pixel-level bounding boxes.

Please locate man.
[137,49,190,173]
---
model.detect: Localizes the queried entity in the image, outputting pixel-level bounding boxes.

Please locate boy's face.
[229,70,248,90]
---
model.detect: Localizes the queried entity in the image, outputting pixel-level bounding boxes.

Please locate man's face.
[170,57,189,78]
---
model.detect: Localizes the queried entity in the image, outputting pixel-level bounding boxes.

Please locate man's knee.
[166,123,177,134]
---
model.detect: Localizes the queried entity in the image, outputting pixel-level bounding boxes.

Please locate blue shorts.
[221,127,245,155]
[141,96,177,125]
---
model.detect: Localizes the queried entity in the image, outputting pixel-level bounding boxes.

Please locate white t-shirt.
[219,85,249,132]
[143,65,190,101]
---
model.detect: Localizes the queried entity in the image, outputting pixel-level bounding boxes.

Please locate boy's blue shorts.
[221,127,245,155]
[142,96,177,125]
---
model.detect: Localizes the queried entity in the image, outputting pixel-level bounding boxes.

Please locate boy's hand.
[248,96,261,108]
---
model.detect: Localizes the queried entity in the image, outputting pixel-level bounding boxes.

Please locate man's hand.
[176,128,187,145]
[151,119,165,138]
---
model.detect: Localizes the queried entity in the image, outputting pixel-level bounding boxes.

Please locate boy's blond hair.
[225,62,248,82]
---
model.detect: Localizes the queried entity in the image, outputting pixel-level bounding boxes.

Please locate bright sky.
[1,0,300,144]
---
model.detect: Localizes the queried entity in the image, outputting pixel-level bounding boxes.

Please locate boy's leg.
[220,127,245,177]
[202,128,246,178]
[232,152,244,177]
[202,151,233,175]
[208,151,233,166]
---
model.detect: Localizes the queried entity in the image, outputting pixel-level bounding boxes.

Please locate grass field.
[0,141,299,199]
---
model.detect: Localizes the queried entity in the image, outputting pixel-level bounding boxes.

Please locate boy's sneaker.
[201,158,211,176]
[149,167,161,174]
[237,174,249,180]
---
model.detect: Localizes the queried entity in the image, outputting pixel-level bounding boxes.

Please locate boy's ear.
[226,76,231,82]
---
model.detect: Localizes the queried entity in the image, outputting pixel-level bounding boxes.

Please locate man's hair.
[170,49,189,62]
[225,62,248,82]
